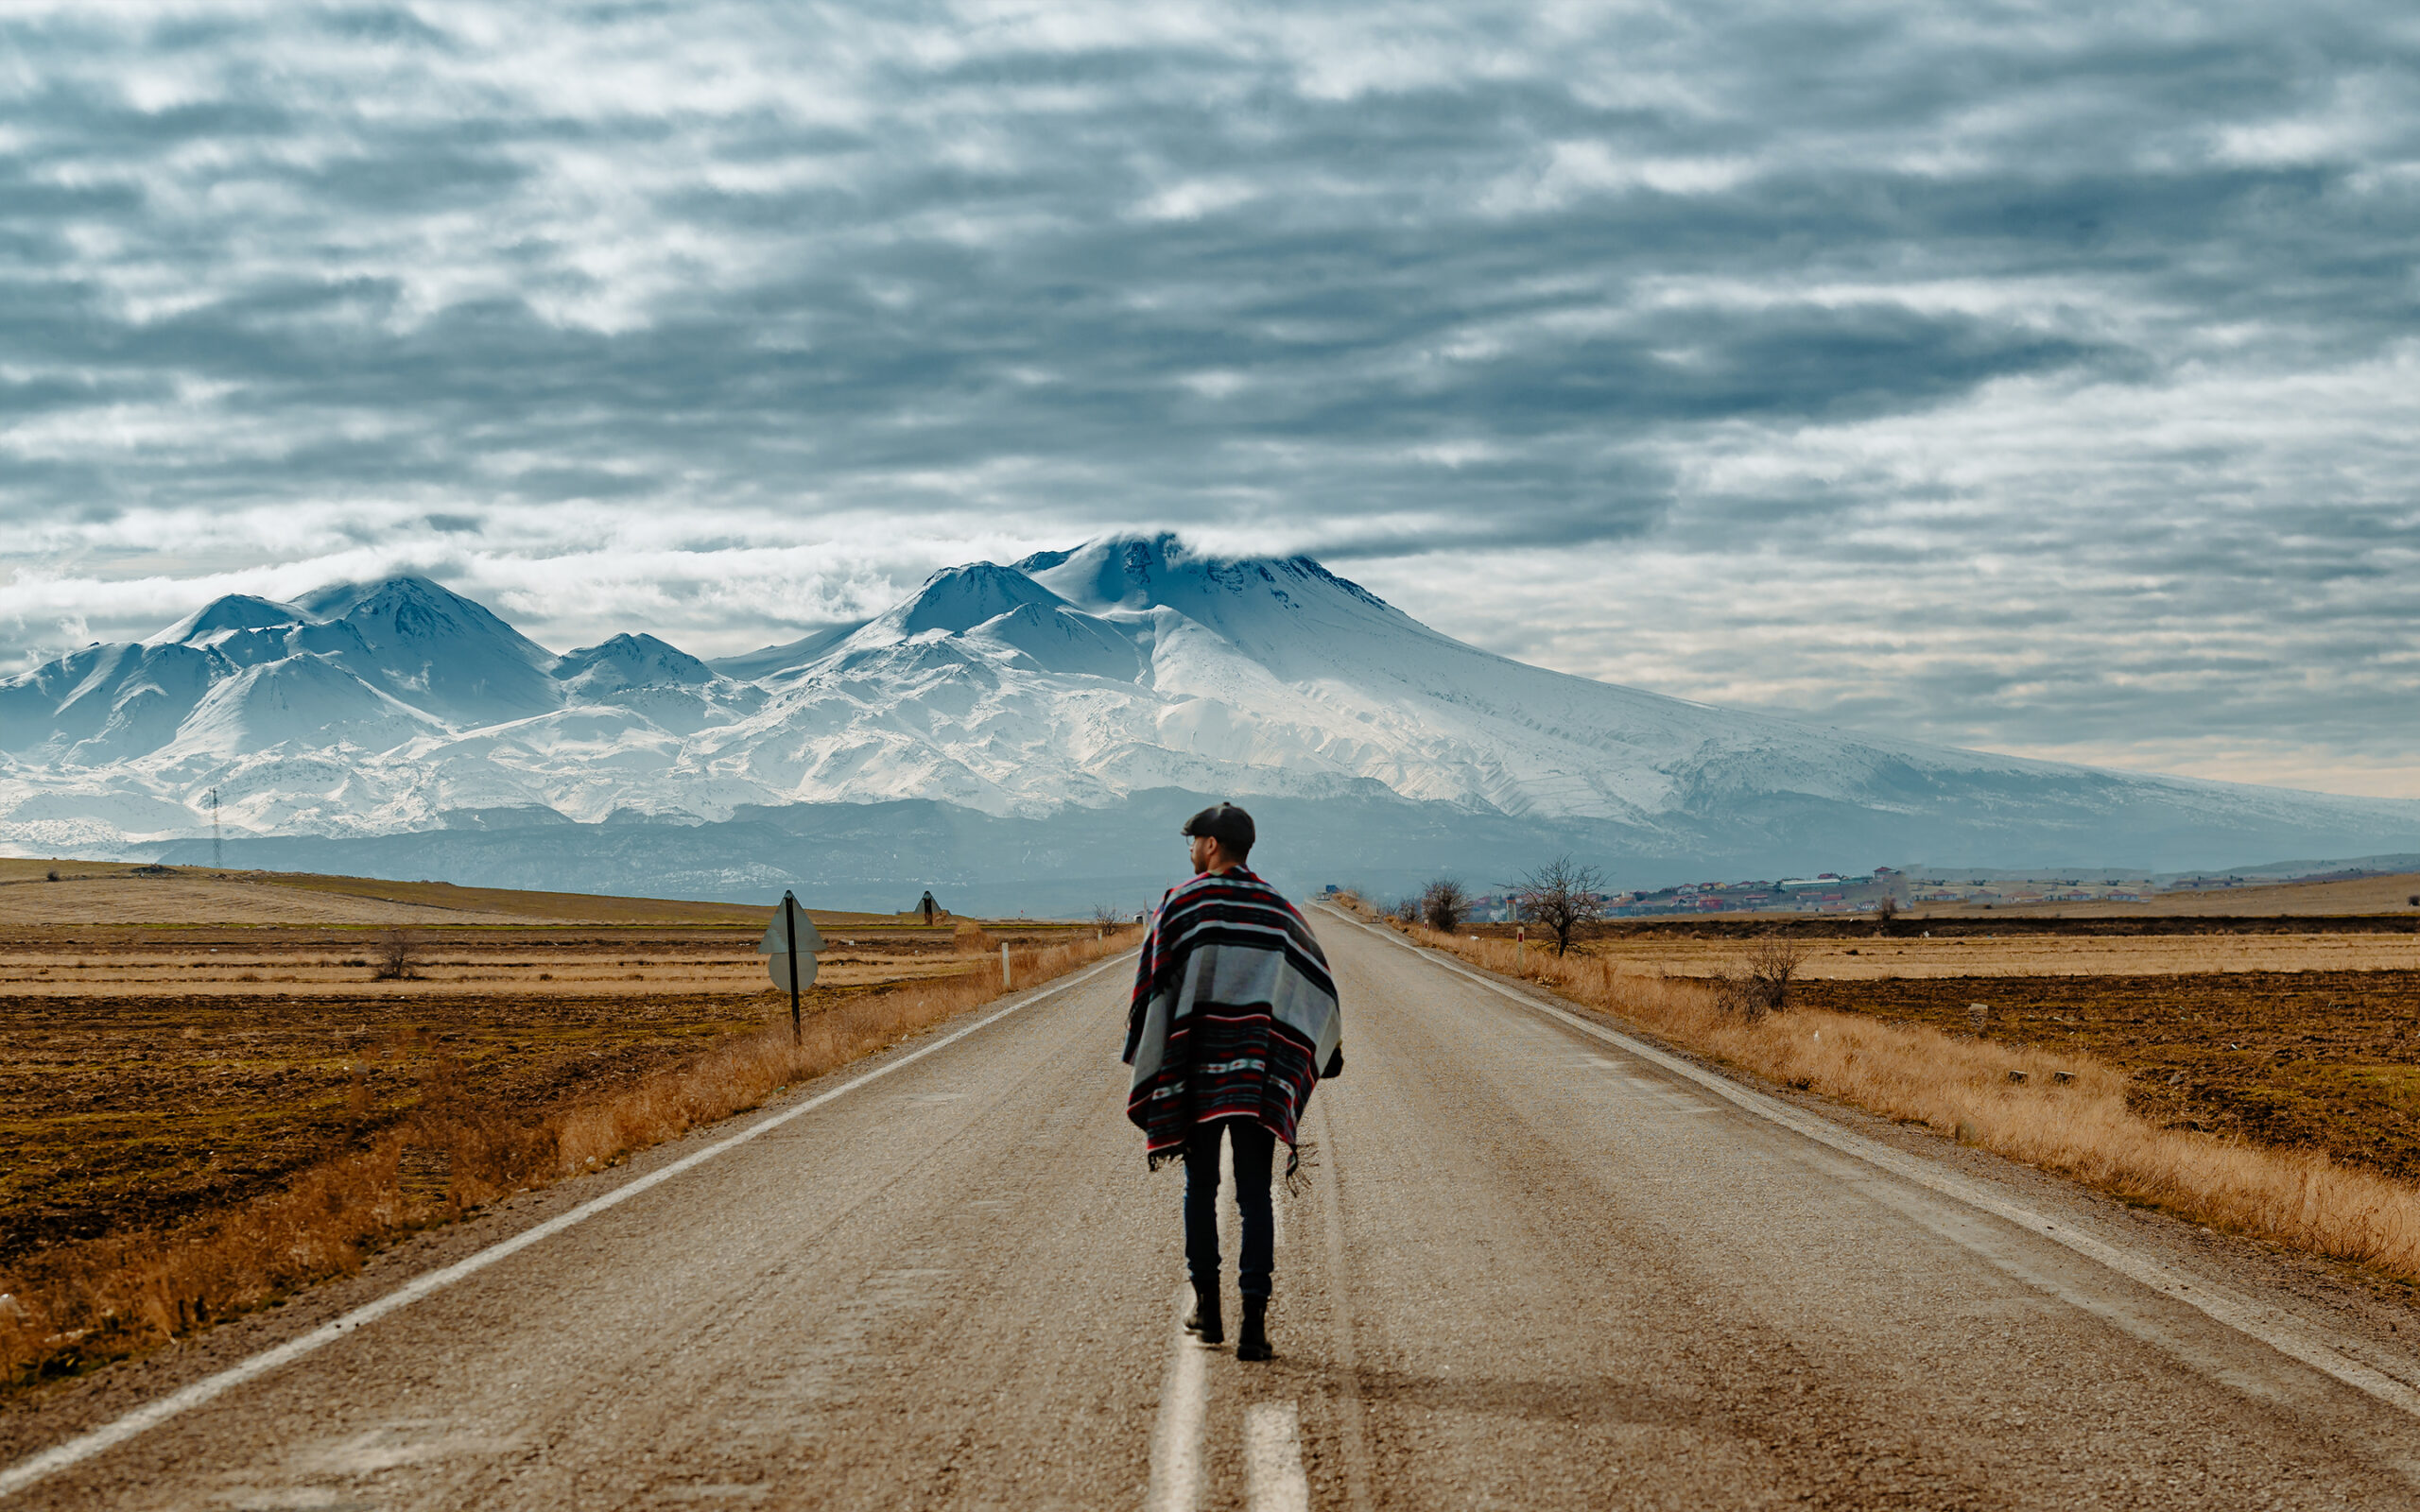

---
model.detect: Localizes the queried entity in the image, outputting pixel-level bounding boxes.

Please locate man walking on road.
[1124,802,1343,1361]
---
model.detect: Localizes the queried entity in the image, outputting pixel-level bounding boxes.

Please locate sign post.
[757,891,824,1043]
[786,893,803,1040]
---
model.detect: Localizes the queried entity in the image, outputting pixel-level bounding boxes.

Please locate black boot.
[1185,1284,1224,1345]
[1236,1296,1271,1361]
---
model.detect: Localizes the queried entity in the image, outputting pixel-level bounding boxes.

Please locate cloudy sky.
[4,2,2416,795]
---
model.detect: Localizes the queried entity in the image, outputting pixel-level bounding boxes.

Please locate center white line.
[1147,1286,1211,1512]
[1244,1400,1311,1512]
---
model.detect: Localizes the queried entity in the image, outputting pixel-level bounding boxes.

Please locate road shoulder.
[1319,905,2420,1398]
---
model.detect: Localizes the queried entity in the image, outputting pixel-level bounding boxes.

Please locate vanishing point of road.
[9,906,2420,1509]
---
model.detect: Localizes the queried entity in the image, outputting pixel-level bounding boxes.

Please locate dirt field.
[0,864,1094,1271]
[0,988,773,1264]
[1443,869,2420,1194]
[1791,971,2420,1184]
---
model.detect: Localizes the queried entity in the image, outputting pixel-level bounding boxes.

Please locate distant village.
[1429,866,2363,919]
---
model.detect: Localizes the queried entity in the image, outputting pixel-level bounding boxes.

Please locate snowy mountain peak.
[296,576,549,662]
[1021,532,1218,612]
[887,561,1070,638]
[1019,532,1441,680]
[556,633,714,692]
[1024,533,1394,620]
[147,593,311,647]
[294,573,446,621]
[285,575,560,721]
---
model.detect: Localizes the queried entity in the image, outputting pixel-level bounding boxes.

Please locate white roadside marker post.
[1002,941,1011,989]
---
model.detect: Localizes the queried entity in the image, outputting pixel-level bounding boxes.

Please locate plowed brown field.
[1792,971,2420,1183]
[0,902,1085,1268]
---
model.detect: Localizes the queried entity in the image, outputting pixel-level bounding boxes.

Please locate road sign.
[761,890,823,1041]
[766,953,821,991]
[758,906,824,955]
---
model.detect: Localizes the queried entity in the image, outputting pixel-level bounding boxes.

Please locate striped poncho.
[1123,868,1342,1168]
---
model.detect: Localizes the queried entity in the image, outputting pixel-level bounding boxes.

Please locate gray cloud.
[2,1,2416,793]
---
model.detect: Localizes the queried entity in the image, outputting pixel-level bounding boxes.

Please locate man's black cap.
[1182,802,1255,856]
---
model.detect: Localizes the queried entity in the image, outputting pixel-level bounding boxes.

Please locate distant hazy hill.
[11,534,2420,907]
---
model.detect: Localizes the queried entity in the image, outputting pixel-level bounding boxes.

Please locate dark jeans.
[1184,1117,1276,1299]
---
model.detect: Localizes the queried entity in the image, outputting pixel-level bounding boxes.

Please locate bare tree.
[1713,934,1806,1022]
[371,928,424,982]
[1508,855,1606,955]
[1391,894,1422,925]
[1873,892,1901,930]
[1421,878,1470,934]
[1092,902,1122,937]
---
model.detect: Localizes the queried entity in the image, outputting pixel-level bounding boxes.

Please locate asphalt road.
[11,906,2420,1509]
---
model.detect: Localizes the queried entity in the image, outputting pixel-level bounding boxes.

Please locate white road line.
[1147,1286,1211,1512]
[1222,1134,1239,1262]
[1308,1095,1376,1512]
[1243,1401,1311,1512]
[0,953,1135,1504]
[1326,907,2420,1420]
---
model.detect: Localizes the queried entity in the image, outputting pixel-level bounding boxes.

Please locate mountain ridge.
[9,532,2420,894]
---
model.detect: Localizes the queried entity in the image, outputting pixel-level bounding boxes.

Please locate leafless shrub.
[1421,878,1470,934]
[1391,895,1421,925]
[1874,893,1900,929]
[370,929,423,982]
[44,869,59,883]
[1711,934,1806,1021]
[1092,902,1123,936]
[1508,855,1605,955]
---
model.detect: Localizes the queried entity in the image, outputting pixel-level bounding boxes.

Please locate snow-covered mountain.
[8,534,2419,902]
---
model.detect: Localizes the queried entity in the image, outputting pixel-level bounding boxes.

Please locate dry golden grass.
[1399,922,2420,1287]
[0,926,1139,1391]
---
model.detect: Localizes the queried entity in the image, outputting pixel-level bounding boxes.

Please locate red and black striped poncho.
[1122,868,1342,1167]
